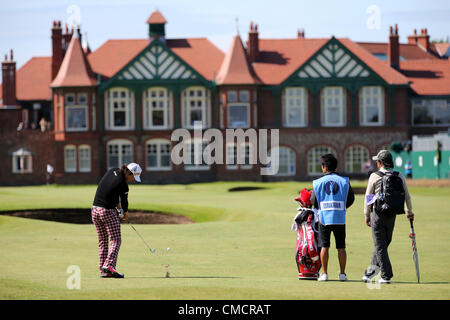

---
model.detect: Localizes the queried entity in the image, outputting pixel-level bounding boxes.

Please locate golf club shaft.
[128,221,155,253]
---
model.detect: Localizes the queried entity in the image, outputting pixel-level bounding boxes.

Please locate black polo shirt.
[93,168,129,211]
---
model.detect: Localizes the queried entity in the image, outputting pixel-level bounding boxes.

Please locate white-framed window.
[228,103,250,128]
[105,87,135,130]
[345,145,369,173]
[412,99,450,126]
[66,105,88,131]
[227,90,238,103]
[239,90,250,102]
[65,93,75,106]
[359,86,384,126]
[226,142,253,170]
[143,87,173,129]
[266,146,296,176]
[282,87,308,127]
[184,139,210,171]
[64,145,77,173]
[321,86,346,126]
[12,148,33,174]
[77,93,88,105]
[146,139,172,171]
[182,86,211,128]
[78,145,91,172]
[107,139,133,169]
[307,145,337,175]
[271,146,296,176]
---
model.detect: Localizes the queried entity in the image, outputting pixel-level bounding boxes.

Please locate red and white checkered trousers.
[91,206,122,273]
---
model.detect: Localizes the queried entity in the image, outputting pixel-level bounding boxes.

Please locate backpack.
[374,171,405,215]
[295,210,321,279]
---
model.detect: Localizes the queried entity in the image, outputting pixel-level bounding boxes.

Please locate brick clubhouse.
[1,10,449,185]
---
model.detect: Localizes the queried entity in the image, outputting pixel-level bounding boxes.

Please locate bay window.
[321,87,346,126]
[359,86,384,126]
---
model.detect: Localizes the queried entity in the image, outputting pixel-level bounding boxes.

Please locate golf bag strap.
[305,222,319,260]
[375,171,385,178]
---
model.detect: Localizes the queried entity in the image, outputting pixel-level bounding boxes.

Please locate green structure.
[393,132,450,179]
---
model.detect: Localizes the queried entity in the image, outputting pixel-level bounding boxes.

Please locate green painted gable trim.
[280,37,407,92]
[99,39,213,91]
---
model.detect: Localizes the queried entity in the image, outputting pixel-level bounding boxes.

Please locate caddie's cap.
[372,150,394,168]
[127,163,142,182]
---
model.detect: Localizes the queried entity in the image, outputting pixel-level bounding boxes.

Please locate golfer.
[92,163,142,278]
[362,150,413,284]
[311,154,354,282]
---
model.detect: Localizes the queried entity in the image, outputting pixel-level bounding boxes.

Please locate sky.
[0,0,449,68]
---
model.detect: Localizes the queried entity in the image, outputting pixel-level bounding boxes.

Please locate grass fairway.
[0,181,449,300]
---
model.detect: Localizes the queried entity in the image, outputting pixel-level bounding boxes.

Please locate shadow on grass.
[127,276,241,279]
[393,281,450,285]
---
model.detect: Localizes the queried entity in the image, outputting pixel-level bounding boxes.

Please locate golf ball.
[167,247,171,251]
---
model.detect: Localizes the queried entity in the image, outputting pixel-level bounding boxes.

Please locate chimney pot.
[10,49,13,61]
[388,25,400,69]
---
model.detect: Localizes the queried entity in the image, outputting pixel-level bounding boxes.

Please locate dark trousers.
[365,211,396,280]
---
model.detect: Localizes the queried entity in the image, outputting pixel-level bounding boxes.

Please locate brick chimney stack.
[388,24,400,70]
[407,28,430,52]
[63,24,74,55]
[2,49,17,107]
[297,29,305,39]
[247,21,259,63]
[51,20,63,80]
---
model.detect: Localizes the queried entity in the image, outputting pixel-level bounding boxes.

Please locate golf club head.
[151,248,156,253]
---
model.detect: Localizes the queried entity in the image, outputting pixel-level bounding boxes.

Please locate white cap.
[127,163,142,182]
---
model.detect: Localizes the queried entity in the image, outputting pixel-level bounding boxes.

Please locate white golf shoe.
[339,273,348,282]
[378,278,391,284]
[317,273,328,281]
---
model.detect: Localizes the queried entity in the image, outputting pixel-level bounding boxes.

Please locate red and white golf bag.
[293,189,321,280]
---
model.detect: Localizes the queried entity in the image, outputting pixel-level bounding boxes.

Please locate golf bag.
[293,189,321,280]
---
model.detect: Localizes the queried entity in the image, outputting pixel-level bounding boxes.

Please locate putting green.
[0,181,448,299]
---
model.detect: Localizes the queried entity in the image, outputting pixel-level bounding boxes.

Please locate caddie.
[362,150,414,284]
[311,153,354,282]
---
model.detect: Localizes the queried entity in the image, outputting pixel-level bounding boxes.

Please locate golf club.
[128,219,156,254]
[115,207,156,253]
